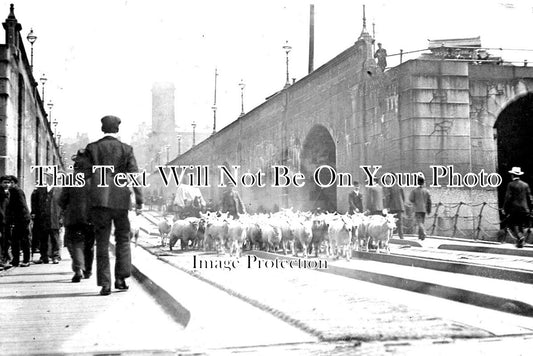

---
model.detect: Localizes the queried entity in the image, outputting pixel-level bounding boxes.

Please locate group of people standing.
[348,175,432,240]
[348,167,532,247]
[0,115,143,296]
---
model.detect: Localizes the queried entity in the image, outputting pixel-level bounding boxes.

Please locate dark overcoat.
[85,136,143,210]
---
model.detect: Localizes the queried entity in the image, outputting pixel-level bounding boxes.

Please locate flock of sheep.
[157,209,398,261]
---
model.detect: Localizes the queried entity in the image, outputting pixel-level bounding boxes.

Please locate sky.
[2,0,533,144]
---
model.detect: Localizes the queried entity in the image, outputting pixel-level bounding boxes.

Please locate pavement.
[0,238,315,355]
[0,247,187,355]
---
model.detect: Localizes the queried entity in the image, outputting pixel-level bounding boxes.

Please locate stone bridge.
[148,32,533,239]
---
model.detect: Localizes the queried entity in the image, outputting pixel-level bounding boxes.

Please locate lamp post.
[177,135,182,155]
[212,67,218,135]
[47,100,54,124]
[238,79,245,117]
[39,74,47,101]
[283,40,292,88]
[165,144,171,162]
[191,121,197,147]
[52,119,58,136]
[26,28,37,72]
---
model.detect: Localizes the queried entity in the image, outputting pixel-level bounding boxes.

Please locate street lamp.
[191,121,197,147]
[26,28,37,72]
[165,144,171,162]
[47,100,54,123]
[177,135,182,155]
[212,67,218,135]
[52,119,58,136]
[283,40,292,88]
[238,79,245,117]
[39,74,47,101]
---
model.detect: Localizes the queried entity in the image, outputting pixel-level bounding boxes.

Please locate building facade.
[0,5,63,195]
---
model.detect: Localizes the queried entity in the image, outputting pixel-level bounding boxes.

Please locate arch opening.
[494,92,533,212]
[300,125,337,212]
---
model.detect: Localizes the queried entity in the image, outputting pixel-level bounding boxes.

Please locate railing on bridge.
[421,201,505,241]
[383,46,533,70]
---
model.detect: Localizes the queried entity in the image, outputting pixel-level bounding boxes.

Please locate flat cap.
[101,115,121,133]
[1,175,18,184]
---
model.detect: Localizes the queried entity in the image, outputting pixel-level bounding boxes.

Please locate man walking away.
[409,175,432,241]
[58,149,95,282]
[31,177,62,264]
[503,167,532,248]
[385,178,405,239]
[85,115,143,296]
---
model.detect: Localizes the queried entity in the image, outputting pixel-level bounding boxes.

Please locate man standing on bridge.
[503,167,532,248]
[85,115,143,296]
[374,43,388,72]
[409,175,432,241]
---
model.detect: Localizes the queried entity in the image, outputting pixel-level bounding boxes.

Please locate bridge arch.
[494,92,533,210]
[300,124,337,212]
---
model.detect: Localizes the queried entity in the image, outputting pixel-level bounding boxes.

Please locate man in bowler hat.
[85,115,143,295]
[503,167,532,248]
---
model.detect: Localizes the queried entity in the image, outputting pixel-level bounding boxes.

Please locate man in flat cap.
[85,115,143,295]
[503,167,532,248]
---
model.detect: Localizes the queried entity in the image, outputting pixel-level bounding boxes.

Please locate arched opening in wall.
[494,92,533,215]
[301,125,337,212]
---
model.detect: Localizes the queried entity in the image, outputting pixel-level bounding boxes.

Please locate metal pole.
[192,122,196,146]
[212,68,218,134]
[30,44,34,72]
[285,51,290,86]
[308,4,314,74]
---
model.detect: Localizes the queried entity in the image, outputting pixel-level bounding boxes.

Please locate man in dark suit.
[85,115,143,295]
[5,175,31,267]
[503,167,532,248]
[385,179,405,239]
[365,180,385,216]
[0,176,12,269]
[409,175,432,240]
[348,181,363,214]
[31,178,62,264]
[221,184,245,219]
[58,149,95,282]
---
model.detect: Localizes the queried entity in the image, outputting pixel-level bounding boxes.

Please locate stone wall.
[147,40,533,239]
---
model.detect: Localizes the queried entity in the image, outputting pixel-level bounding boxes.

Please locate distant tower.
[150,82,176,164]
[152,82,175,135]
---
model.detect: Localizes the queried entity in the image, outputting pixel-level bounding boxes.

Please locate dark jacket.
[348,190,363,214]
[503,178,532,215]
[31,187,62,230]
[85,136,143,210]
[0,188,9,226]
[221,188,245,217]
[58,178,92,227]
[7,186,31,226]
[365,184,384,212]
[385,185,405,212]
[409,186,432,214]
